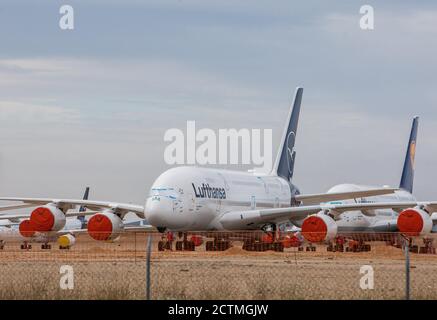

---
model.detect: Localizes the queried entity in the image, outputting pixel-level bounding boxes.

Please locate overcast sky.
[0,0,436,207]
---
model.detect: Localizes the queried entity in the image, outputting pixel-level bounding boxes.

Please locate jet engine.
[301,212,338,243]
[397,207,432,236]
[87,211,124,241]
[19,219,35,238]
[30,205,66,232]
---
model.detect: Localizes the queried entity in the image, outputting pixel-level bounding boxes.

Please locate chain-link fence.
[0,231,436,300]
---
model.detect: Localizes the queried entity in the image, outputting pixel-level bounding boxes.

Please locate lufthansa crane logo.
[410,141,416,169]
[286,131,296,175]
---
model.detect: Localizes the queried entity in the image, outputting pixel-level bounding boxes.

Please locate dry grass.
[0,235,436,300]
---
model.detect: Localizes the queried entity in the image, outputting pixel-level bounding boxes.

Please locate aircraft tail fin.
[399,117,419,193]
[78,187,89,227]
[272,87,303,181]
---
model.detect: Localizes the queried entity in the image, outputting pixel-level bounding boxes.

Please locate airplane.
[0,187,94,249]
[0,187,154,249]
[0,87,435,252]
[294,116,437,246]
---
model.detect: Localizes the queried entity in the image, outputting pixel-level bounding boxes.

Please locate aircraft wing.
[0,203,36,212]
[0,210,99,221]
[55,225,155,237]
[0,220,19,227]
[0,197,145,218]
[294,188,398,205]
[124,225,155,231]
[219,201,437,229]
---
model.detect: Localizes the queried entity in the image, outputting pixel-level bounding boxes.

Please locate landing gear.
[345,240,371,252]
[272,242,284,252]
[158,232,174,251]
[242,224,285,252]
[59,245,70,250]
[20,242,32,250]
[175,240,195,251]
[41,243,51,250]
[174,233,196,251]
[419,238,436,254]
[206,239,232,251]
[327,236,345,252]
[242,240,284,252]
[158,241,172,251]
[306,244,316,252]
[0,240,4,250]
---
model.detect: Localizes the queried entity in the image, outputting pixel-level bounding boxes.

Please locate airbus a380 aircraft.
[0,87,435,251]
[300,116,436,243]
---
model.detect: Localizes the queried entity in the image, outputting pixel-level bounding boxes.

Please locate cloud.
[0,1,436,204]
[0,101,80,124]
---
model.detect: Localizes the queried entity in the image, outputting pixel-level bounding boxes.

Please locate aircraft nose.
[145,196,173,228]
[145,196,190,230]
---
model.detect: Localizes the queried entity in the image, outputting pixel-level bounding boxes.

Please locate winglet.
[272,87,303,181]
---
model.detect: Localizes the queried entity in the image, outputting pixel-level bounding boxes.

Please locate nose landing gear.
[158,232,174,251]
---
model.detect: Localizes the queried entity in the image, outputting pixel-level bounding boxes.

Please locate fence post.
[404,237,410,300]
[146,234,152,300]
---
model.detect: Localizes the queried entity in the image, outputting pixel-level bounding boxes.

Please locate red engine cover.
[19,219,35,238]
[397,208,432,236]
[88,213,113,241]
[301,213,338,243]
[301,215,328,243]
[29,205,66,232]
[30,207,54,232]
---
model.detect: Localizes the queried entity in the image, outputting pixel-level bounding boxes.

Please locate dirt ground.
[0,232,437,299]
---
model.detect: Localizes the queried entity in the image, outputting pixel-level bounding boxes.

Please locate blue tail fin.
[272,87,303,181]
[399,117,419,193]
[78,187,89,228]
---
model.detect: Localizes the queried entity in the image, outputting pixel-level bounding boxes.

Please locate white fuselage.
[145,166,292,231]
[145,167,416,232]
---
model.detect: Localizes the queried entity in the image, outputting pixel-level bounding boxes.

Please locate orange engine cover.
[19,219,35,238]
[301,212,338,243]
[397,208,432,236]
[88,212,123,241]
[30,205,66,232]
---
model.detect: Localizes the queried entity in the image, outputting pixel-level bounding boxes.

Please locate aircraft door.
[188,192,195,213]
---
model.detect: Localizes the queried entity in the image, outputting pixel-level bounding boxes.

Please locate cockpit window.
[149,187,178,199]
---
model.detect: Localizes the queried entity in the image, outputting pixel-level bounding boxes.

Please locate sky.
[0,0,436,209]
